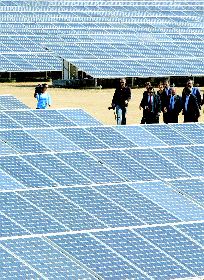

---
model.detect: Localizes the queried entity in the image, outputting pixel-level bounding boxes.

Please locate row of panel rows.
[0,122,204,156]
[0,145,204,189]
[0,221,204,279]
[0,180,204,238]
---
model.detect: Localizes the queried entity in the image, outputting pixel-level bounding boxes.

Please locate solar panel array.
[0,0,204,77]
[0,95,204,279]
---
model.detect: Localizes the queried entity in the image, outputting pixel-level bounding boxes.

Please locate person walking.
[35,83,51,109]
[139,86,161,124]
[139,81,151,124]
[161,79,171,123]
[110,78,131,125]
[165,87,182,123]
[182,87,200,122]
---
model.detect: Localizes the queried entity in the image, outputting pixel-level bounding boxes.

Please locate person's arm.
[111,89,117,107]
[47,94,51,107]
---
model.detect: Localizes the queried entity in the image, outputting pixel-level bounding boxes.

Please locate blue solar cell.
[57,151,124,184]
[0,192,66,234]
[0,156,56,188]
[131,181,204,221]
[0,169,24,190]
[1,238,95,279]
[95,184,179,224]
[0,246,42,279]
[33,109,76,127]
[136,226,204,276]
[170,123,204,145]
[0,130,50,153]
[0,96,29,110]
[57,127,109,150]
[94,229,194,279]
[169,179,204,205]
[48,233,145,279]
[58,108,102,126]
[156,147,204,177]
[21,189,105,230]
[114,125,167,147]
[5,110,51,128]
[187,145,204,161]
[0,112,21,129]
[91,149,157,181]
[58,186,142,227]
[86,126,137,148]
[0,211,28,238]
[175,222,204,246]
[27,129,81,152]
[126,148,189,179]
[23,153,91,186]
[0,140,18,155]
[143,124,191,146]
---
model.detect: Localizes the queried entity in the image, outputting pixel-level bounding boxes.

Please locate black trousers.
[167,111,179,123]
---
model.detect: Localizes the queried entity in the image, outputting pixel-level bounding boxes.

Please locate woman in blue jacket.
[35,83,51,109]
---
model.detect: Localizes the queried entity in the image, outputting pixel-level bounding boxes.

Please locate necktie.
[170,96,174,110]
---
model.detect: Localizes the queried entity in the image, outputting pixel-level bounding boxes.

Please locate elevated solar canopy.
[0,0,204,77]
[0,96,204,279]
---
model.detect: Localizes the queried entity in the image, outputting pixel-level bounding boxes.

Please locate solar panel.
[143,124,192,146]
[58,127,109,150]
[33,109,76,127]
[0,1,204,76]
[115,125,167,147]
[0,155,56,188]
[0,130,50,153]
[0,97,204,279]
[48,233,144,279]
[0,112,22,129]
[135,226,204,276]
[93,229,194,279]
[125,148,190,179]
[0,95,29,110]
[0,245,42,279]
[58,109,103,126]
[1,238,96,279]
[169,178,204,205]
[26,129,81,152]
[156,146,204,177]
[23,153,91,187]
[131,181,204,221]
[57,151,124,184]
[91,149,158,182]
[5,110,52,128]
[170,123,204,145]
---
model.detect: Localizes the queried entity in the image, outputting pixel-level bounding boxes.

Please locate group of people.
[110,78,203,125]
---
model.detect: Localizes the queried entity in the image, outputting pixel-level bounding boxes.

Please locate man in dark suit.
[160,79,172,123]
[166,87,182,123]
[139,81,151,124]
[182,87,200,122]
[140,86,161,124]
[182,79,202,109]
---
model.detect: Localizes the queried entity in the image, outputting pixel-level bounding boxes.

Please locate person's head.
[185,87,191,95]
[147,86,154,95]
[171,87,176,95]
[163,79,170,88]
[187,79,193,88]
[41,83,48,93]
[145,81,151,90]
[158,83,164,91]
[119,78,126,88]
